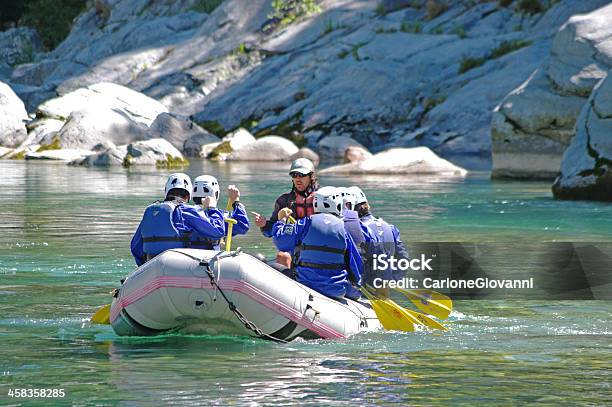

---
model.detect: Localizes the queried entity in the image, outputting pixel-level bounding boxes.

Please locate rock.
[0,146,13,157]
[492,3,612,179]
[344,146,372,163]
[290,147,320,165]
[0,81,28,148]
[319,147,467,176]
[317,136,368,159]
[124,138,187,167]
[227,136,298,161]
[37,82,167,125]
[553,72,612,201]
[223,128,257,150]
[0,27,43,66]
[22,118,65,147]
[25,149,95,162]
[46,108,147,150]
[146,112,217,154]
[74,144,128,166]
[183,133,221,157]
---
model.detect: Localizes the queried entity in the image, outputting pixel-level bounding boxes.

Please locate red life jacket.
[294,191,315,218]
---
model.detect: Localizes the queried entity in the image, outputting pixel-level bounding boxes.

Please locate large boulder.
[492,3,612,179]
[317,136,368,159]
[227,136,298,161]
[319,147,467,176]
[290,147,320,165]
[0,81,28,148]
[124,138,187,166]
[44,108,147,150]
[552,72,612,201]
[145,112,217,154]
[73,143,128,167]
[209,128,257,160]
[37,82,167,125]
[0,27,43,66]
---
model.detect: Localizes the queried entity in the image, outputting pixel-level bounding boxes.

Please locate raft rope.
[199,250,288,344]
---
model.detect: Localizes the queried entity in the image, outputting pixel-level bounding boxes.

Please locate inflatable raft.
[110,248,381,341]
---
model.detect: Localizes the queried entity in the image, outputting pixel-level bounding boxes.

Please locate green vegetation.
[156,154,189,168]
[267,0,322,31]
[459,39,532,74]
[426,0,448,20]
[234,43,247,55]
[122,154,133,168]
[498,0,513,7]
[453,25,466,39]
[400,21,422,34]
[36,136,62,152]
[9,150,26,160]
[19,0,87,50]
[517,0,542,14]
[458,56,486,74]
[197,120,226,137]
[324,18,334,34]
[338,42,366,61]
[209,141,233,158]
[13,41,34,65]
[423,95,447,112]
[191,0,224,14]
[239,117,259,130]
[375,3,386,16]
[254,111,307,148]
[490,39,532,59]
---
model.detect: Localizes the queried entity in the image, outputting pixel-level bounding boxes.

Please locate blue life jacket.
[362,214,396,256]
[189,233,221,250]
[141,201,189,256]
[294,213,348,298]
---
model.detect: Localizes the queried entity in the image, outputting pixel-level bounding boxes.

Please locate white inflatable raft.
[110,248,381,341]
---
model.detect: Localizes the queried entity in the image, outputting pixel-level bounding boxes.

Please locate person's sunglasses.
[290,172,310,178]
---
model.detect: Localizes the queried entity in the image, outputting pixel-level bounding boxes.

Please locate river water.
[0,160,610,406]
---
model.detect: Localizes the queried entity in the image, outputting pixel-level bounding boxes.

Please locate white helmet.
[339,187,357,210]
[193,175,220,202]
[313,186,343,216]
[164,173,192,199]
[349,186,367,205]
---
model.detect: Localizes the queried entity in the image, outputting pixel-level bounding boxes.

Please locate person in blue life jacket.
[349,186,410,297]
[191,175,249,250]
[272,186,363,301]
[130,173,226,266]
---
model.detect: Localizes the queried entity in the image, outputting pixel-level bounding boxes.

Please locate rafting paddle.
[91,304,111,325]
[360,287,415,332]
[393,288,453,320]
[224,199,238,252]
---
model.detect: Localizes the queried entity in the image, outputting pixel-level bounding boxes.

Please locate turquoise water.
[1,160,610,405]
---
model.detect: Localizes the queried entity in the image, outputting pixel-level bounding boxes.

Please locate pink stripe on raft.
[110,276,345,339]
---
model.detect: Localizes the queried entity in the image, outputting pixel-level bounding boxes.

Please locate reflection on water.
[1,161,611,405]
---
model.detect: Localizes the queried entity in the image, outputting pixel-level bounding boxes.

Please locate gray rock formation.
[319,147,467,176]
[145,112,217,155]
[492,3,612,179]
[0,27,43,67]
[0,81,28,147]
[124,138,186,166]
[553,71,612,201]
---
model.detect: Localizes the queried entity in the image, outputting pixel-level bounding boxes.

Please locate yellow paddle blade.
[385,299,448,331]
[91,304,111,325]
[394,288,453,320]
[361,288,414,332]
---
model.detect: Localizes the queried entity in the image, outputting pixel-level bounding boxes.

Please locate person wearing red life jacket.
[252,158,319,238]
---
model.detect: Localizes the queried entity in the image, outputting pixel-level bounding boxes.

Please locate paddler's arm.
[130,223,146,267]
[182,205,226,239]
[345,233,363,287]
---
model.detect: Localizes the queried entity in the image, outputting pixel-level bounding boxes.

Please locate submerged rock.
[553,71,612,201]
[73,143,128,167]
[319,147,467,176]
[0,81,28,148]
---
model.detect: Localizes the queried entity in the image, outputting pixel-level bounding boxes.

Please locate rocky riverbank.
[0,1,611,198]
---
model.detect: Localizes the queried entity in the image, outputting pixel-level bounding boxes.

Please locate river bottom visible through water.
[0,161,610,406]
